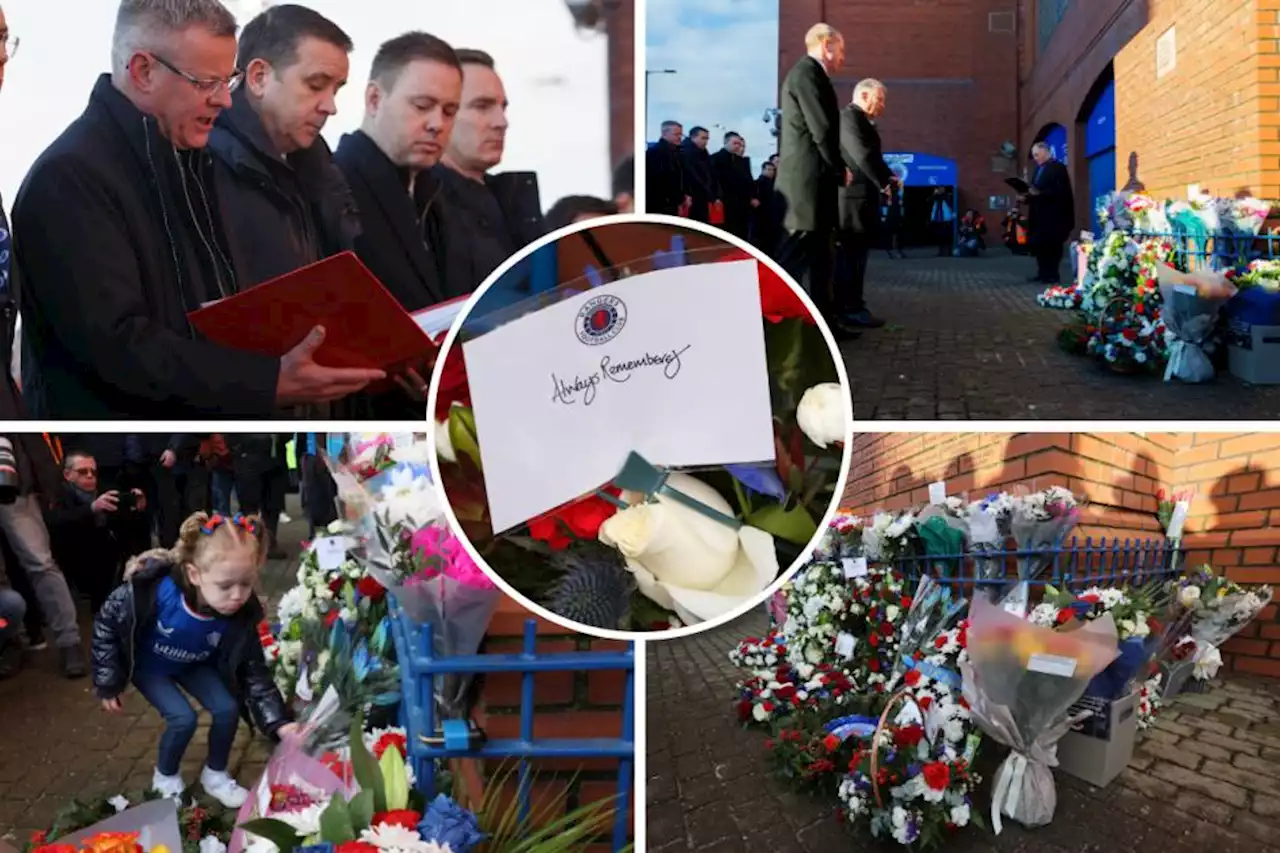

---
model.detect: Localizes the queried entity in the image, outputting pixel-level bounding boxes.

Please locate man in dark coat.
[678,126,719,223]
[435,49,546,294]
[1025,141,1075,284]
[710,131,755,240]
[752,155,782,255]
[645,121,688,216]
[207,5,360,290]
[837,80,895,328]
[774,23,848,334]
[11,1,382,418]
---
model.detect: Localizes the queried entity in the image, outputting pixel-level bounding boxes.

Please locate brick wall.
[476,596,633,840]
[840,433,1280,676]
[1019,0,1280,232]
[606,0,635,173]
[777,0,1020,221]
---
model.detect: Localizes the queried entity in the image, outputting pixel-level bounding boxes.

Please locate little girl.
[92,511,300,807]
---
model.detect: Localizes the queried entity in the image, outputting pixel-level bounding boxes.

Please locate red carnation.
[329,577,345,594]
[336,843,381,853]
[371,810,422,831]
[356,575,386,602]
[736,700,751,722]
[869,632,880,648]
[1078,594,1100,605]
[900,596,913,609]
[879,621,895,637]
[823,733,840,753]
[904,669,922,687]
[918,695,934,711]
[868,657,880,672]
[922,762,951,791]
[1055,608,1073,626]
[893,724,925,749]
[528,516,572,550]
[373,731,408,759]
[324,609,340,628]
[29,832,47,845]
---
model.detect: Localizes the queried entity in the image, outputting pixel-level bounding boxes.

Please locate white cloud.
[645,0,778,163]
[0,0,608,210]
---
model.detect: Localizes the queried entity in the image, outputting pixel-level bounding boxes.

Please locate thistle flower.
[546,557,635,629]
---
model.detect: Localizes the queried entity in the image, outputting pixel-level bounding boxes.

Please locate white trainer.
[200,766,249,808]
[151,768,185,801]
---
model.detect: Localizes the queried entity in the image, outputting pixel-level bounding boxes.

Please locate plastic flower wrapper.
[1003,487,1081,616]
[960,595,1119,833]
[1174,565,1274,649]
[888,576,968,687]
[228,687,357,853]
[1155,263,1236,383]
[963,494,1011,592]
[913,505,966,578]
[48,798,184,853]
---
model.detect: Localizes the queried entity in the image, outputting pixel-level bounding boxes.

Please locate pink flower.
[410,525,496,590]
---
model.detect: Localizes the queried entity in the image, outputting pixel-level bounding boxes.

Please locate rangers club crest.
[208,631,221,647]
[575,294,627,346]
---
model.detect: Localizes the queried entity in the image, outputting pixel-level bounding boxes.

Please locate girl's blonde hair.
[174,511,270,572]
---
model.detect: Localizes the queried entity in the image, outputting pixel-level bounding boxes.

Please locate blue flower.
[907,762,921,779]
[295,845,333,853]
[418,794,487,853]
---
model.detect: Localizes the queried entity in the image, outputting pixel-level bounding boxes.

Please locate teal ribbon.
[906,658,963,690]
[595,451,742,530]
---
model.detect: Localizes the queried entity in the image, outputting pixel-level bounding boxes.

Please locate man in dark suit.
[1025,142,1075,284]
[774,23,848,335]
[710,131,756,241]
[679,126,719,223]
[837,79,896,328]
[646,121,689,216]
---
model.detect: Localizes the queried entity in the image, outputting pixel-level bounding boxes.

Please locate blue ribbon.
[907,658,962,690]
[823,714,879,743]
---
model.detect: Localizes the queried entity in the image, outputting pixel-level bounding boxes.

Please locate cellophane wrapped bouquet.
[1167,566,1273,686]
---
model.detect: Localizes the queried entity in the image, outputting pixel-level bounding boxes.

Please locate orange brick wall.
[606,0,634,172]
[841,433,1280,676]
[477,597,633,838]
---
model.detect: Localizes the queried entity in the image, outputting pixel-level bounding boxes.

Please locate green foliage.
[477,763,621,853]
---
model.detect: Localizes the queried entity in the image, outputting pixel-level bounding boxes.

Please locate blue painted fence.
[1145,230,1280,272]
[888,536,1185,593]
[388,599,635,851]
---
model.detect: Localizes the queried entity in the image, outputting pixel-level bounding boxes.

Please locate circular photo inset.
[428,214,853,638]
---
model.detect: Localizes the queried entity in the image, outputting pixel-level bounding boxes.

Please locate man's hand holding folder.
[276,326,388,405]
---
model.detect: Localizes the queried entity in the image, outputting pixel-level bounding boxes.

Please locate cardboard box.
[1226,321,1280,385]
[1056,689,1139,789]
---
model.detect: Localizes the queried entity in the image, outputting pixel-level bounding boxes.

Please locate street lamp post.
[645,69,677,142]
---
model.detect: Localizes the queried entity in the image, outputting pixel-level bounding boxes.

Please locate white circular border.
[425,212,854,642]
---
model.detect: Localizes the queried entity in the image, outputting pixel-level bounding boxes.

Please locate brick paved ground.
[0,498,307,844]
[844,250,1280,420]
[647,609,1280,853]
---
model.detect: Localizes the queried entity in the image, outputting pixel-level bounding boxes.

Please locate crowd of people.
[0,1,634,421]
[0,432,339,685]
[648,23,1075,338]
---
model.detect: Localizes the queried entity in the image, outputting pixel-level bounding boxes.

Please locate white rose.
[199,837,229,853]
[886,604,901,622]
[752,703,769,722]
[795,383,848,448]
[598,472,777,623]
[1193,644,1223,680]
[950,804,971,827]
[434,419,456,464]
[1179,585,1202,609]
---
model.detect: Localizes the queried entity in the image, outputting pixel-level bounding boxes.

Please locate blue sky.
[646,0,779,161]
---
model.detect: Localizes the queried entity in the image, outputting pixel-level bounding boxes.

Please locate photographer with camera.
[44,450,147,615]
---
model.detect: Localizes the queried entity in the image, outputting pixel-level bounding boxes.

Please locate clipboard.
[187,251,437,372]
[1005,177,1031,194]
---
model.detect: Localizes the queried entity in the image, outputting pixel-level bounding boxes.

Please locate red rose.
[1078,594,1099,605]
[557,489,621,539]
[736,700,751,722]
[328,577,345,594]
[373,731,408,759]
[1147,616,1162,635]
[324,609,340,628]
[433,345,471,421]
[1055,608,1073,626]
[918,695,934,711]
[528,516,572,550]
[957,627,969,648]
[893,724,925,749]
[356,575,386,602]
[868,658,880,672]
[934,635,948,649]
[869,632,880,648]
[372,810,422,831]
[900,596,913,609]
[904,669,921,687]
[879,621,895,637]
[720,250,815,325]
[336,843,381,853]
[29,832,47,845]
[922,762,951,791]
[823,733,840,752]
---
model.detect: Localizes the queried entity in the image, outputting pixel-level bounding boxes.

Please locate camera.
[0,438,18,505]
[117,489,136,512]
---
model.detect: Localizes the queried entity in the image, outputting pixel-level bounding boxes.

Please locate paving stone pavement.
[0,499,308,843]
[843,250,1280,420]
[646,609,1280,853]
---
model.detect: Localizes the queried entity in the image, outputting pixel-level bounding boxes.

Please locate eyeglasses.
[72,467,98,477]
[150,52,243,95]
[1,34,18,59]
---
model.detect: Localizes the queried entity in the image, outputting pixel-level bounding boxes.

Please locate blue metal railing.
[888,536,1185,594]
[388,599,634,851]
[1135,230,1280,272]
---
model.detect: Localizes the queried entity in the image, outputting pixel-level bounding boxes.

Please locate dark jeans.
[774,228,835,320]
[235,463,288,543]
[837,231,871,314]
[133,665,239,776]
[1035,241,1064,282]
[153,466,212,548]
[210,469,235,516]
[933,220,953,255]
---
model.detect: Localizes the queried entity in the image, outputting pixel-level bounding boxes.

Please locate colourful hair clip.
[200,513,226,535]
[232,513,261,536]
[200,512,261,536]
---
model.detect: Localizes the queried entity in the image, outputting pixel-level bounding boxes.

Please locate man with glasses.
[10,0,384,418]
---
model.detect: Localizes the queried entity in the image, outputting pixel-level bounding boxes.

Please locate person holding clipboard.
[1015,142,1075,284]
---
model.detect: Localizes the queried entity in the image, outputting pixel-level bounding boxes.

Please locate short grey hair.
[111,0,239,72]
[1032,142,1051,156]
[853,78,886,102]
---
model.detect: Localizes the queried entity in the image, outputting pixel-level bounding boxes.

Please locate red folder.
[187,251,436,372]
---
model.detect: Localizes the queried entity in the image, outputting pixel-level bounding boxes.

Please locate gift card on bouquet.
[463,259,776,532]
[57,798,183,852]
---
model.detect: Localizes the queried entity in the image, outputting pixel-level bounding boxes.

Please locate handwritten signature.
[551,345,692,406]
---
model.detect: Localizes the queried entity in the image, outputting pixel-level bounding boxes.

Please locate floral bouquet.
[960,595,1119,832]
[27,793,236,853]
[1234,258,1280,292]
[1002,487,1081,615]
[962,493,1012,591]
[886,576,967,687]
[1154,261,1237,383]
[434,249,846,631]
[861,511,917,564]
[1166,566,1273,689]
[912,505,967,579]
[31,798,185,853]
[1155,488,1193,533]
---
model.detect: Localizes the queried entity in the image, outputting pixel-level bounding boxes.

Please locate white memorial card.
[1166,500,1190,540]
[313,536,352,571]
[843,557,869,578]
[928,481,947,505]
[835,632,858,659]
[464,260,776,532]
